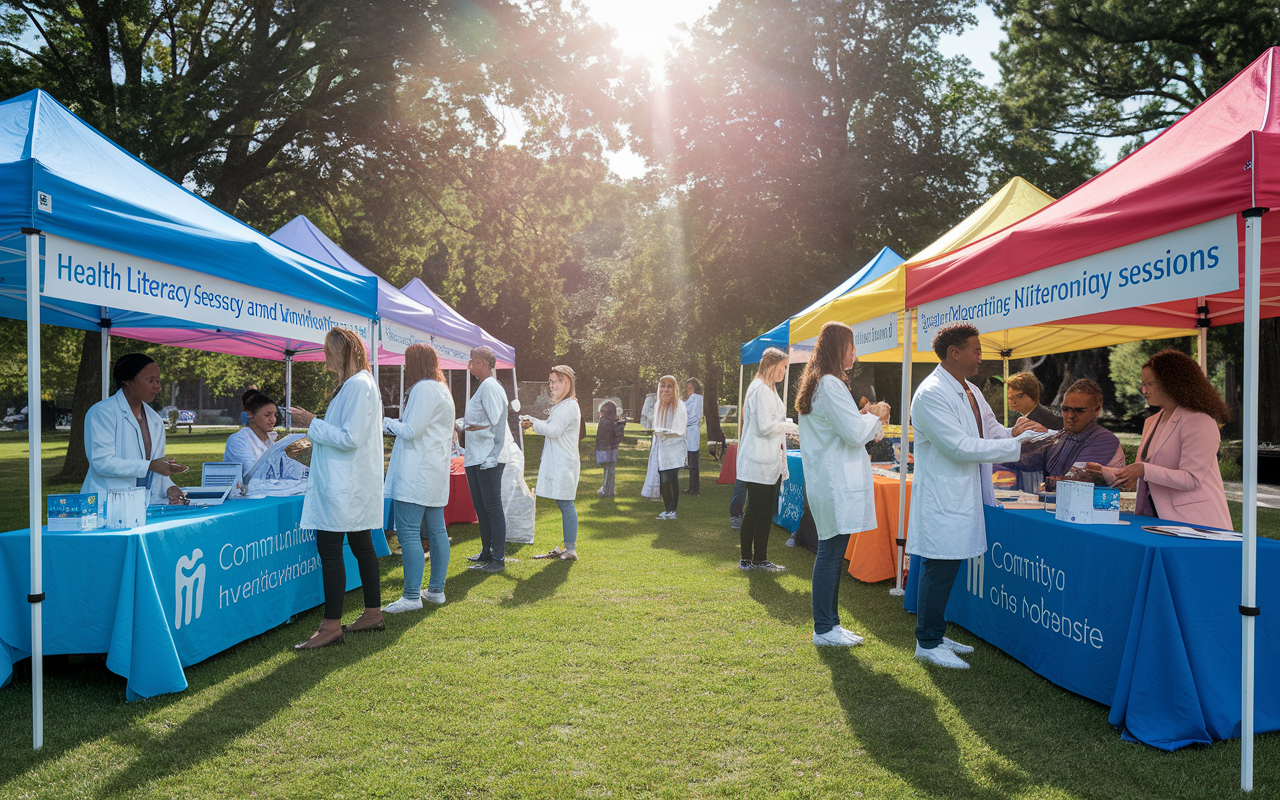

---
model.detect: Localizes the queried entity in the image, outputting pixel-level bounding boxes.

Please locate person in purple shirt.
[999,378,1124,488]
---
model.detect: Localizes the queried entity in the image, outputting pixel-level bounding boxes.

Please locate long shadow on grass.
[817,647,1030,798]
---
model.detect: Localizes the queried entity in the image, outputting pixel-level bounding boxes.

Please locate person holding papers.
[223,390,309,483]
[526,365,583,561]
[289,328,385,649]
[461,345,511,572]
[907,323,1044,669]
[651,375,688,520]
[83,353,189,505]
[1087,349,1232,531]
[383,343,455,611]
[736,347,797,573]
[796,323,889,646]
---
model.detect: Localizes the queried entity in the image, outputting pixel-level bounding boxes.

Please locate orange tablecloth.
[445,456,479,525]
[844,474,912,582]
[717,444,738,484]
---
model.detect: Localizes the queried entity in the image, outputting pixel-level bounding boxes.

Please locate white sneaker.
[941,637,974,654]
[668,511,677,520]
[656,511,670,520]
[834,626,864,645]
[813,628,860,646]
[785,535,796,548]
[915,642,970,669]
[383,596,423,613]
[423,591,446,605]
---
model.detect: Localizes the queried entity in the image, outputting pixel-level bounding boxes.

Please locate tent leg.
[1240,208,1264,793]
[737,364,745,417]
[370,320,379,414]
[100,310,110,400]
[1198,326,1208,374]
[26,230,43,750]
[284,354,294,433]
[890,309,913,597]
[1003,358,1009,427]
[398,364,405,416]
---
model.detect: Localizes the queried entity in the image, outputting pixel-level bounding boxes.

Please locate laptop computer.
[185,463,242,506]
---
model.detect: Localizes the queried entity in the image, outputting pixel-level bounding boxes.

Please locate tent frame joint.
[20,227,41,235]
[1240,605,1261,617]
[27,592,43,604]
[1241,207,1268,219]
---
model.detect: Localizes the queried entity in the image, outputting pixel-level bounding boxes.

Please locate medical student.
[83,353,189,505]
[461,345,511,572]
[735,347,797,572]
[383,343,456,611]
[223,390,308,483]
[683,378,704,495]
[652,375,688,519]
[526,365,583,561]
[289,328,385,649]
[906,322,1042,668]
[796,323,889,646]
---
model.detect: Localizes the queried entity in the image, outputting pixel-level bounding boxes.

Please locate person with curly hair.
[1088,349,1232,530]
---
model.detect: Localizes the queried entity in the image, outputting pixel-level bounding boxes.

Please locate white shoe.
[423,591,446,605]
[813,628,861,646]
[941,637,973,654]
[383,596,423,613]
[834,626,864,645]
[785,535,796,548]
[915,642,970,668]
[656,512,670,520]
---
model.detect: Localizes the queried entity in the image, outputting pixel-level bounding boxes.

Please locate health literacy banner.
[42,234,371,342]
[381,318,472,364]
[915,215,1239,345]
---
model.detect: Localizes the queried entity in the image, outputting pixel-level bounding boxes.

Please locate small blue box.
[46,492,102,531]
[1093,487,1121,511]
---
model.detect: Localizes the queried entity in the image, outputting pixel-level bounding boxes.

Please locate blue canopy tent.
[0,89,379,748]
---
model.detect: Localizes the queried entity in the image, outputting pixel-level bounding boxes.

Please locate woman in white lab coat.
[736,348,797,572]
[652,375,688,520]
[526,365,583,561]
[289,328,385,649]
[796,323,889,647]
[382,343,455,612]
[82,353,189,505]
[683,378,704,495]
[222,390,308,483]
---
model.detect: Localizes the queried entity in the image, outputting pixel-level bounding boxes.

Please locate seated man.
[999,378,1123,490]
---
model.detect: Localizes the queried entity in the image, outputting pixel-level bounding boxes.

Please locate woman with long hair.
[652,375,688,519]
[526,365,584,560]
[1089,349,1232,530]
[383,343,455,611]
[735,347,798,572]
[796,322,889,646]
[288,328,385,648]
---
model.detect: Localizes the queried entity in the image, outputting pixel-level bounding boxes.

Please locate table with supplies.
[903,506,1280,750]
[0,496,390,700]
[843,474,912,583]
[716,443,738,484]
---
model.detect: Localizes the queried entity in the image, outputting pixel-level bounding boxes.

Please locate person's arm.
[911,384,1026,464]
[1142,413,1220,493]
[479,382,507,465]
[532,402,576,440]
[748,383,793,438]
[979,394,1014,440]
[817,377,881,447]
[86,405,150,479]
[307,378,377,451]
[223,431,254,472]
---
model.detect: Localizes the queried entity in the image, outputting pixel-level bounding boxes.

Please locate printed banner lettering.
[381,318,473,365]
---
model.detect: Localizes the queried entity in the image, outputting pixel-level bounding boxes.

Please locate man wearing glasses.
[998,378,1124,487]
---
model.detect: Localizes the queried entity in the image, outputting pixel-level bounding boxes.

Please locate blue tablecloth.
[903,506,1280,749]
[0,496,390,700]
[773,451,805,533]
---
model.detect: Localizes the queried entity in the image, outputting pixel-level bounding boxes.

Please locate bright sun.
[579,0,713,77]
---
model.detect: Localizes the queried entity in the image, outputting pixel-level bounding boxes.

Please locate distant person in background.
[1006,372,1062,431]
[383,343,455,611]
[640,392,656,430]
[239,384,259,427]
[652,375,688,520]
[595,401,624,497]
[527,365,583,560]
[1089,349,1232,531]
[461,345,511,572]
[736,347,797,572]
[223,390,308,482]
[728,479,746,530]
[684,378,704,495]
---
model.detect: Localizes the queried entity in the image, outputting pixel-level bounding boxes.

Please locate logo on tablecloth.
[175,548,206,629]
[966,554,984,598]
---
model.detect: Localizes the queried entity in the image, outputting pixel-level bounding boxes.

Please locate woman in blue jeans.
[526,366,583,560]
[795,322,889,646]
[383,343,456,610]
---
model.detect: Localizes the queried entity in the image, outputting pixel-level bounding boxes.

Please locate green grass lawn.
[1,430,1278,798]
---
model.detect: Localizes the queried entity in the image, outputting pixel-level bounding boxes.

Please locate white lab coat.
[531,398,582,501]
[223,427,308,481]
[684,392,703,452]
[798,375,882,539]
[384,378,454,508]
[905,366,1026,560]
[82,390,175,504]
[736,378,794,485]
[462,375,509,468]
[652,399,688,471]
[300,370,384,532]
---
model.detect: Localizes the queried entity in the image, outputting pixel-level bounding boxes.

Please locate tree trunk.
[1259,318,1280,444]
[703,352,725,443]
[53,330,102,483]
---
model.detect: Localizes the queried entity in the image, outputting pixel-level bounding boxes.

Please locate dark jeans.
[659,468,680,513]
[811,533,851,634]
[741,478,781,562]
[686,449,700,493]
[914,558,963,648]
[729,479,747,518]
[315,529,380,620]
[465,463,507,561]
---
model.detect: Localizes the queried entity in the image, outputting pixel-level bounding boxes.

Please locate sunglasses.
[1061,406,1096,415]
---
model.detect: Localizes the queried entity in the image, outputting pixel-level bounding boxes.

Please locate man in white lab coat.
[906,323,1044,669]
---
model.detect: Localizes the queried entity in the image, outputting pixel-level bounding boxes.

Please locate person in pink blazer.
[1088,349,1232,531]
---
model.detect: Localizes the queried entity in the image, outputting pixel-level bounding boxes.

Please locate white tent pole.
[1002,358,1010,426]
[890,308,913,597]
[466,367,471,400]
[511,364,518,407]
[1197,327,1208,374]
[100,309,110,400]
[284,353,294,433]
[782,365,790,414]
[737,364,745,419]
[1240,207,1264,793]
[25,229,43,750]
[398,364,404,416]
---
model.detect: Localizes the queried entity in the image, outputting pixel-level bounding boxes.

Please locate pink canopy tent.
[904,47,1280,791]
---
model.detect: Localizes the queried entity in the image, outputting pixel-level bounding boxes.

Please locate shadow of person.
[500,559,572,608]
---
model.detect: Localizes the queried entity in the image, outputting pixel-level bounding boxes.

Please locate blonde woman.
[526,366,583,560]
[736,347,798,572]
[652,375,688,519]
[383,343,455,611]
[288,328,385,649]
[796,322,889,647]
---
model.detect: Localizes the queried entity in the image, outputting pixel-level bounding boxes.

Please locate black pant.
[659,468,680,513]
[741,478,781,562]
[686,449,700,493]
[316,529,380,620]
[465,463,507,561]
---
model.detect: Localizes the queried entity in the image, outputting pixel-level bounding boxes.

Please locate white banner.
[916,215,1239,347]
[851,311,898,357]
[41,234,371,342]
[381,318,472,364]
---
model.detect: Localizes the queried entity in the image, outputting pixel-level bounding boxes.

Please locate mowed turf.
[0,428,1277,799]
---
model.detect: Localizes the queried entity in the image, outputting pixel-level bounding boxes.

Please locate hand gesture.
[150,457,188,476]
[1011,417,1047,436]
[289,407,315,427]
